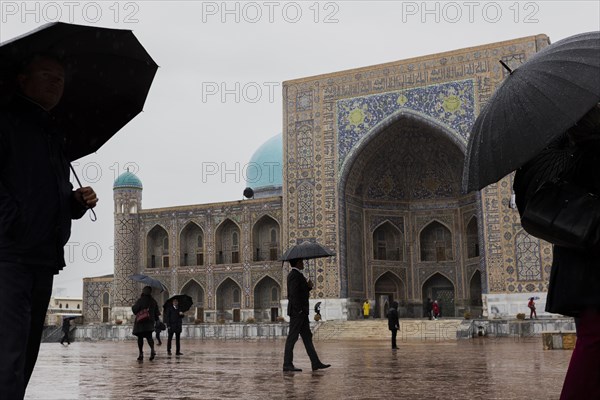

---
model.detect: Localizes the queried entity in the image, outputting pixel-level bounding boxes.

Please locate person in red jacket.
[432,300,440,320]
[528,297,537,319]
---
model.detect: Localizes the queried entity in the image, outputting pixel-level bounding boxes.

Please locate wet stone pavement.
[27,337,571,400]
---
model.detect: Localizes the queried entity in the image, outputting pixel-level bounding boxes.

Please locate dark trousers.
[283,315,320,367]
[155,330,162,345]
[391,329,398,349]
[167,330,181,353]
[136,332,154,354]
[0,262,54,400]
[60,331,70,345]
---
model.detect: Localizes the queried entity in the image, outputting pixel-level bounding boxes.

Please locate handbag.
[521,180,600,249]
[135,308,150,323]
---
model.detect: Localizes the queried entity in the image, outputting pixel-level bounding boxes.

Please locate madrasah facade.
[83,34,555,324]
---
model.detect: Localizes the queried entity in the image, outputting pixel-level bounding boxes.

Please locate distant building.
[83,34,555,323]
[82,274,114,323]
[46,296,83,326]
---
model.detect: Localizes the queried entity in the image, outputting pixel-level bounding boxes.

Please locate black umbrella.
[281,242,335,289]
[163,294,193,313]
[281,242,335,261]
[463,31,600,193]
[0,22,158,161]
[314,301,322,321]
[129,274,168,292]
[314,302,322,315]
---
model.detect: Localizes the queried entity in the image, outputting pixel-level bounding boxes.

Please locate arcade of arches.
[139,217,283,323]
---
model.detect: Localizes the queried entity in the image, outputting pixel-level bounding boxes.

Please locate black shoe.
[283,365,302,372]
[176,352,183,356]
[167,351,172,355]
[312,363,331,371]
[137,354,143,361]
[157,342,162,346]
[149,352,156,361]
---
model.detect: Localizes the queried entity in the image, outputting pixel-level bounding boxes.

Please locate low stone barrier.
[542,332,577,350]
[74,323,290,341]
[458,318,575,339]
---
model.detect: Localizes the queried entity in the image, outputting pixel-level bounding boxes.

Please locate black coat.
[61,318,70,334]
[132,294,160,336]
[387,307,399,331]
[0,95,86,271]
[286,268,311,317]
[164,305,184,333]
[514,134,600,317]
[425,300,433,312]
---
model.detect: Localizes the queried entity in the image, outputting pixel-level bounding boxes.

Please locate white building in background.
[46,296,83,326]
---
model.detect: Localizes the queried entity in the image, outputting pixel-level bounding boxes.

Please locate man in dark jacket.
[425,298,433,320]
[388,301,400,349]
[60,317,71,345]
[0,54,97,399]
[165,298,185,356]
[282,258,330,372]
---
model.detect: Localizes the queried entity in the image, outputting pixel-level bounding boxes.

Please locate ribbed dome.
[113,171,143,189]
[245,133,282,192]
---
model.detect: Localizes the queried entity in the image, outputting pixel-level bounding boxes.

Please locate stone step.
[313,319,464,341]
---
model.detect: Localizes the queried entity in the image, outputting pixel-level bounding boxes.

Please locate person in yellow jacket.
[362,300,370,319]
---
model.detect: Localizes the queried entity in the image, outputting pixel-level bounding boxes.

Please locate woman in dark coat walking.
[514,103,600,400]
[132,286,160,361]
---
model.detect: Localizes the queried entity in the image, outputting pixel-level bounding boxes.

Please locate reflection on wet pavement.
[27,337,571,399]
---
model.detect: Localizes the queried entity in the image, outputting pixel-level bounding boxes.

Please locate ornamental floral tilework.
[337,80,475,169]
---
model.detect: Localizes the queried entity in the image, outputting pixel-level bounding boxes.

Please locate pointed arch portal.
[338,111,480,317]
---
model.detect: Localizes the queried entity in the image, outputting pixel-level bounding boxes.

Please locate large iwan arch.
[339,111,480,317]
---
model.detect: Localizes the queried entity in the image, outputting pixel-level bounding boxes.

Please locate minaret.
[112,170,143,322]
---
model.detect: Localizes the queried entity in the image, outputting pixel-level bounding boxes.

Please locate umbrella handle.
[70,164,97,222]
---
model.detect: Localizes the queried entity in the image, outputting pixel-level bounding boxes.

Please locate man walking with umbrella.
[282,258,330,372]
[60,317,72,345]
[0,54,97,399]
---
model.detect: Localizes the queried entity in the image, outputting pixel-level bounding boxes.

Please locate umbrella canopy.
[314,301,322,314]
[129,274,168,292]
[0,22,158,161]
[463,31,600,193]
[163,294,193,313]
[281,242,335,261]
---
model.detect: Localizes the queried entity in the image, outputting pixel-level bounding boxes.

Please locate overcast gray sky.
[1,1,599,297]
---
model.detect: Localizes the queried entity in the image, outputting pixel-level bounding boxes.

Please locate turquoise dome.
[113,171,143,189]
[245,133,282,190]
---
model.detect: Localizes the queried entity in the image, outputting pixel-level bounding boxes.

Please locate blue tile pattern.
[337,80,475,167]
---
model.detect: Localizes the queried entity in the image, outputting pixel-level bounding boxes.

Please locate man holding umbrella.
[60,316,73,346]
[164,298,185,356]
[0,54,97,398]
[282,258,330,372]
[0,21,156,399]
